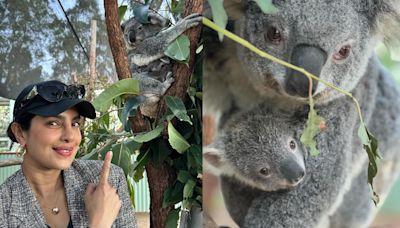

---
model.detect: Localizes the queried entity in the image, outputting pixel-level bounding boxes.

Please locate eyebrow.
[50,114,81,121]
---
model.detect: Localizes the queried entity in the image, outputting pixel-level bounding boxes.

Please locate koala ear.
[148,12,169,27]
[364,0,400,46]
[203,146,225,169]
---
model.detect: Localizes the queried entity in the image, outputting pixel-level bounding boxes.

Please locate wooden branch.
[104,0,131,80]
[87,20,97,102]
[0,158,22,167]
[157,0,204,116]
[104,0,148,133]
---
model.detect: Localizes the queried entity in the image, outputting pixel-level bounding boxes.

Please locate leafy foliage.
[81,3,202,226]
[301,98,325,156]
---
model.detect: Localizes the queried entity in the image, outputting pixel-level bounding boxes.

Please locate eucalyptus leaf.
[127,177,136,208]
[163,182,184,207]
[300,99,324,156]
[165,208,180,228]
[109,142,132,176]
[133,125,163,143]
[164,35,190,62]
[92,79,139,112]
[122,96,145,132]
[151,139,172,168]
[187,145,202,171]
[118,5,128,22]
[390,47,400,62]
[183,179,196,208]
[171,0,185,14]
[358,123,381,205]
[165,96,192,125]
[168,121,190,153]
[255,0,278,14]
[177,170,191,183]
[208,0,228,41]
[133,4,150,24]
[131,149,150,182]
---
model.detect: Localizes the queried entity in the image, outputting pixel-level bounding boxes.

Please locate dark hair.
[6,113,35,142]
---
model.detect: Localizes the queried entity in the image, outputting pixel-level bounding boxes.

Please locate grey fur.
[204,104,308,192]
[122,13,201,117]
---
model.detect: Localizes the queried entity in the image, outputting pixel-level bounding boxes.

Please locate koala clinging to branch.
[204,104,308,192]
[122,12,201,117]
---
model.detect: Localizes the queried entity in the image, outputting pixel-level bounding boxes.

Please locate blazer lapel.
[9,169,47,227]
[63,163,89,227]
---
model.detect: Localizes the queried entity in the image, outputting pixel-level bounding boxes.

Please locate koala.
[234,57,400,228]
[204,0,400,121]
[122,12,201,117]
[204,104,308,192]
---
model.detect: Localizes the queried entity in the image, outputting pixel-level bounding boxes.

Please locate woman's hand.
[84,151,121,228]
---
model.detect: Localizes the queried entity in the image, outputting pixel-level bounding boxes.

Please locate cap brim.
[28,98,96,119]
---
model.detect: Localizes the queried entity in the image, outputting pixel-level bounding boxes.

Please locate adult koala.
[203,0,400,227]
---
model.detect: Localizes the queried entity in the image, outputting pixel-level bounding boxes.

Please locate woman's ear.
[11,123,27,146]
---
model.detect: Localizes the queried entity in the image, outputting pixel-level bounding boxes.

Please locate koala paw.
[180,13,202,29]
[164,73,175,87]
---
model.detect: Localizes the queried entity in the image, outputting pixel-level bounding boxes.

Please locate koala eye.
[333,45,351,61]
[259,167,271,177]
[137,25,143,30]
[289,140,296,150]
[265,26,282,45]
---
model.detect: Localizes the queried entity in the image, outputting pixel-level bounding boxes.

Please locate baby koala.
[204,104,308,191]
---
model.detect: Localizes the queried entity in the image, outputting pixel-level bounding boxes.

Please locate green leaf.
[390,47,400,62]
[164,35,190,62]
[300,100,324,156]
[122,96,145,132]
[110,142,132,176]
[127,177,136,208]
[133,125,163,143]
[165,96,193,125]
[163,182,184,207]
[255,0,278,14]
[208,0,228,41]
[118,5,128,22]
[131,148,150,182]
[165,208,180,228]
[92,79,139,112]
[151,139,172,168]
[168,121,190,153]
[171,0,185,14]
[133,4,150,24]
[183,179,196,208]
[177,170,191,183]
[358,123,381,205]
[187,145,202,171]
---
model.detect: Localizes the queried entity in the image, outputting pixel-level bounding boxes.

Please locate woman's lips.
[53,147,74,157]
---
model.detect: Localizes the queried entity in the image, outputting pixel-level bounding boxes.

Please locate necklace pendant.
[51,207,60,215]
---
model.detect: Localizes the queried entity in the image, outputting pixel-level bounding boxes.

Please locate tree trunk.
[104,0,203,227]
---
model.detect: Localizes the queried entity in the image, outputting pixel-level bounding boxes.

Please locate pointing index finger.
[99,151,112,185]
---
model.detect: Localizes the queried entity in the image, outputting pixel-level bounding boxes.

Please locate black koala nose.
[259,167,271,177]
[128,31,136,43]
[280,159,306,183]
[285,44,327,98]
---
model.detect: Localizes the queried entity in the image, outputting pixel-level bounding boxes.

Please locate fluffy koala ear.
[148,12,169,26]
[203,138,226,174]
[365,0,400,47]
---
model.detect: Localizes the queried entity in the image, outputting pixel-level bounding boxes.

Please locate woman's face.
[22,108,82,171]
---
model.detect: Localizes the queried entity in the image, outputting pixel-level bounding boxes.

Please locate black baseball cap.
[13,80,96,121]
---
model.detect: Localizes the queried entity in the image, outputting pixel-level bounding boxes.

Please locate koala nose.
[128,31,136,43]
[285,44,327,97]
[280,159,306,184]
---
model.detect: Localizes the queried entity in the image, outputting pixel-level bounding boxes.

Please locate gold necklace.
[26,175,63,216]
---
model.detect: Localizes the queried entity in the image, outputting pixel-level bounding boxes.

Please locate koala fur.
[122,12,201,117]
[204,104,308,192]
[204,0,400,119]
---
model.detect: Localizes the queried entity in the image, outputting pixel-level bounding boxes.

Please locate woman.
[0,80,137,227]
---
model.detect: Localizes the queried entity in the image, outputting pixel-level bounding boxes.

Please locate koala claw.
[180,13,202,29]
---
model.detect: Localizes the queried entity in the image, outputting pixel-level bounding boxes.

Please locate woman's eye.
[72,122,81,128]
[47,121,60,127]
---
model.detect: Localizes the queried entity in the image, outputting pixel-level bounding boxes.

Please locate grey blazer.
[0,159,138,228]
